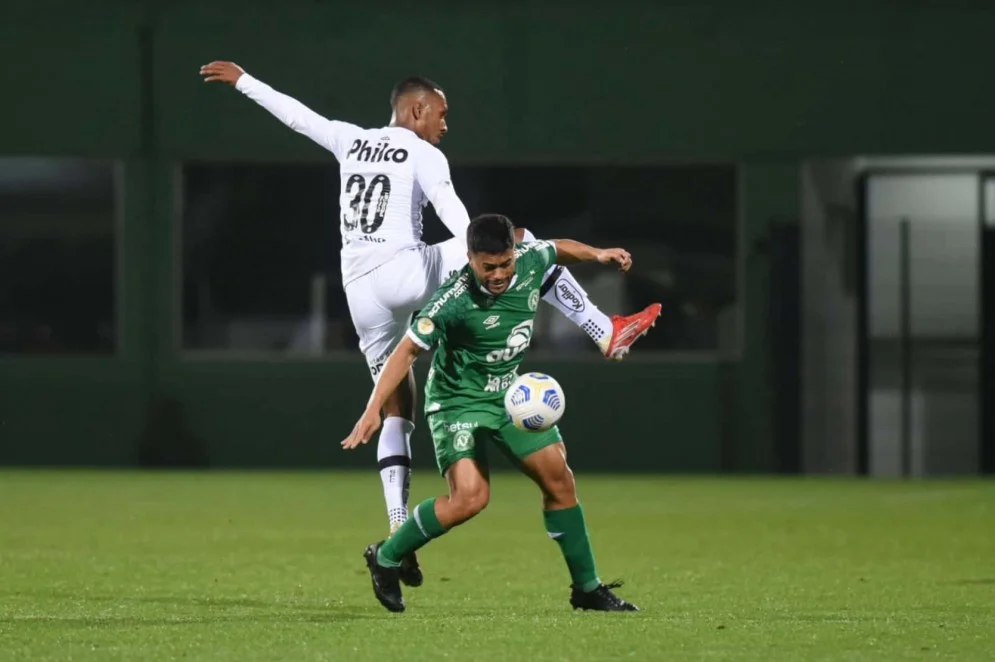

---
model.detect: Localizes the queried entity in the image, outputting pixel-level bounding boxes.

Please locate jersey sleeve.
[235,73,359,160]
[522,239,558,272]
[414,146,471,239]
[405,278,465,350]
[406,314,446,350]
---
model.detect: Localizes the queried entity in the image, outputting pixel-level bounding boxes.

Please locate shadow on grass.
[1,590,384,624]
[3,612,377,627]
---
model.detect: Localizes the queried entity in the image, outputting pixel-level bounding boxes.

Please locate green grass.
[0,471,993,661]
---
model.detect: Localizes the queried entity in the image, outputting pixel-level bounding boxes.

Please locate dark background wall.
[2,0,992,472]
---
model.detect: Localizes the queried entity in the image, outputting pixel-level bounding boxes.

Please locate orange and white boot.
[602,303,662,360]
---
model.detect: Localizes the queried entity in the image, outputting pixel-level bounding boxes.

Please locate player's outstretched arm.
[341,336,423,450]
[200,60,350,157]
[551,239,633,272]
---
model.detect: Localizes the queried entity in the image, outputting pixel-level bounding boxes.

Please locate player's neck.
[387,116,421,140]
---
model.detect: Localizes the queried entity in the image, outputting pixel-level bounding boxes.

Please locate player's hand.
[596,248,632,272]
[341,407,382,450]
[200,61,245,86]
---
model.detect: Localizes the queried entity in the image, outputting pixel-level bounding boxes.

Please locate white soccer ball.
[504,372,566,432]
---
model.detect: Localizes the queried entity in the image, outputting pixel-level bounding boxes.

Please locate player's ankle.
[580,579,602,593]
[376,547,402,568]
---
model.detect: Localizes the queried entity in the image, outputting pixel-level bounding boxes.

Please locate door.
[863,172,980,476]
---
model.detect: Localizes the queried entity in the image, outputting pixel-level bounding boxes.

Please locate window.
[178,162,737,356]
[180,163,343,355]
[0,158,119,355]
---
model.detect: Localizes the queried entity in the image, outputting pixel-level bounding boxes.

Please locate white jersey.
[235,73,471,285]
[333,125,454,284]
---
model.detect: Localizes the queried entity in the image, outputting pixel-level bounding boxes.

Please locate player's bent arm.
[429,184,471,239]
[550,239,633,272]
[234,73,352,158]
[551,239,603,264]
[415,146,471,239]
[363,335,424,413]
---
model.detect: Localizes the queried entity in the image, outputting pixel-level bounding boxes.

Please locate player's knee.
[381,371,416,420]
[541,462,577,509]
[451,482,490,523]
[465,488,490,519]
[381,396,406,419]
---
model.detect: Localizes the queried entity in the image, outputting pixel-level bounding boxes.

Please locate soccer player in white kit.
[200,61,662,587]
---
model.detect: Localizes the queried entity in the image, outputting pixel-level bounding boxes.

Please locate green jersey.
[406,240,558,415]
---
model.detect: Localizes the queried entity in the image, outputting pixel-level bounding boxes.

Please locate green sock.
[543,503,601,593]
[377,497,448,567]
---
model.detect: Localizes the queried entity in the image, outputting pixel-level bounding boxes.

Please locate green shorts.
[427,408,563,476]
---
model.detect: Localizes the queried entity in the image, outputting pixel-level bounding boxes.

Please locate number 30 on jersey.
[342,174,392,234]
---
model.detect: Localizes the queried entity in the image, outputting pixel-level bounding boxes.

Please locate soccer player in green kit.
[341,213,648,613]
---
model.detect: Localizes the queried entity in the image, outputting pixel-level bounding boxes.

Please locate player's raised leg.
[516,440,639,611]
[516,228,660,360]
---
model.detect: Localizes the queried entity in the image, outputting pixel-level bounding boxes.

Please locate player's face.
[469,249,516,295]
[415,90,448,145]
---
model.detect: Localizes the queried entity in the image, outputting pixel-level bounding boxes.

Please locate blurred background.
[1,0,993,478]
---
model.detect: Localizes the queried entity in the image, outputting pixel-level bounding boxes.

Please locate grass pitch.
[1,471,993,661]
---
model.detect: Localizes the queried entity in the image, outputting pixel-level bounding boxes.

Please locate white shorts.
[345,238,467,381]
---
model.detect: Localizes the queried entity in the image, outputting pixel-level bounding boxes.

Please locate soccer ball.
[504,372,566,431]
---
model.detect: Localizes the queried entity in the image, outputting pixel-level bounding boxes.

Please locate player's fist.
[200,61,245,86]
[341,408,382,450]
[596,248,632,272]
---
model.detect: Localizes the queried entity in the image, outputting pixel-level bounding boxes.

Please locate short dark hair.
[390,76,444,108]
[467,214,515,255]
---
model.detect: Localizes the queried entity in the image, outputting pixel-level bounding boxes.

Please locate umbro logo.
[483,315,501,329]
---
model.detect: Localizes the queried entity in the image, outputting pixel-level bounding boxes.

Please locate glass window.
[179,162,737,356]
[428,165,739,354]
[0,158,118,355]
[180,163,345,354]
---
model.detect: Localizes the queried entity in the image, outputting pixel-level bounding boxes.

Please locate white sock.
[520,228,614,352]
[377,416,414,532]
